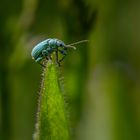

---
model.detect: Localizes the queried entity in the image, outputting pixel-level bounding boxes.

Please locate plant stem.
[34,60,70,140]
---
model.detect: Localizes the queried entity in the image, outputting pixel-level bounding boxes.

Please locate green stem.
[34,60,70,140]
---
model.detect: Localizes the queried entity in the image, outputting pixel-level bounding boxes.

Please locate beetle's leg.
[37,62,46,68]
[58,49,67,63]
[42,50,48,56]
[45,57,48,61]
[48,55,52,60]
[42,49,49,63]
[35,56,43,62]
[48,48,53,60]
[35,57,46,67]
[42,48,53,61]
[56,50,58,62]
[55,49,61,66]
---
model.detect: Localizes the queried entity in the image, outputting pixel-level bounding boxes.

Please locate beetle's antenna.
[65,40,88,50]
[65,45,76,50]
[67,40,88,46]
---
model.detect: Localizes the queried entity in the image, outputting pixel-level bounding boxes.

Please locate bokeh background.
[0,0,140,140]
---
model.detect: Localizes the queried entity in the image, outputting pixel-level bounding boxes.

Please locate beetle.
[31,38,88,67]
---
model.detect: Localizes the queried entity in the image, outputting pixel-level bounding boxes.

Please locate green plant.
[33,60,70,140]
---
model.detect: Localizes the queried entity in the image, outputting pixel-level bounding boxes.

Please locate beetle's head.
[56,40,66,48]
[57,40,76,50]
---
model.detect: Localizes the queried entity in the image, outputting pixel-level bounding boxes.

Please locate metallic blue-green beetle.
[31,38,88,67]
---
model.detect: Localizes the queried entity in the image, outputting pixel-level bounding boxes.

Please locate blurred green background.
[0,0,140,140]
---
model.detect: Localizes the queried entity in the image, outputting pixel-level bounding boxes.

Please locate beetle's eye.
[59,43,64,47]
[57,41,65,47]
